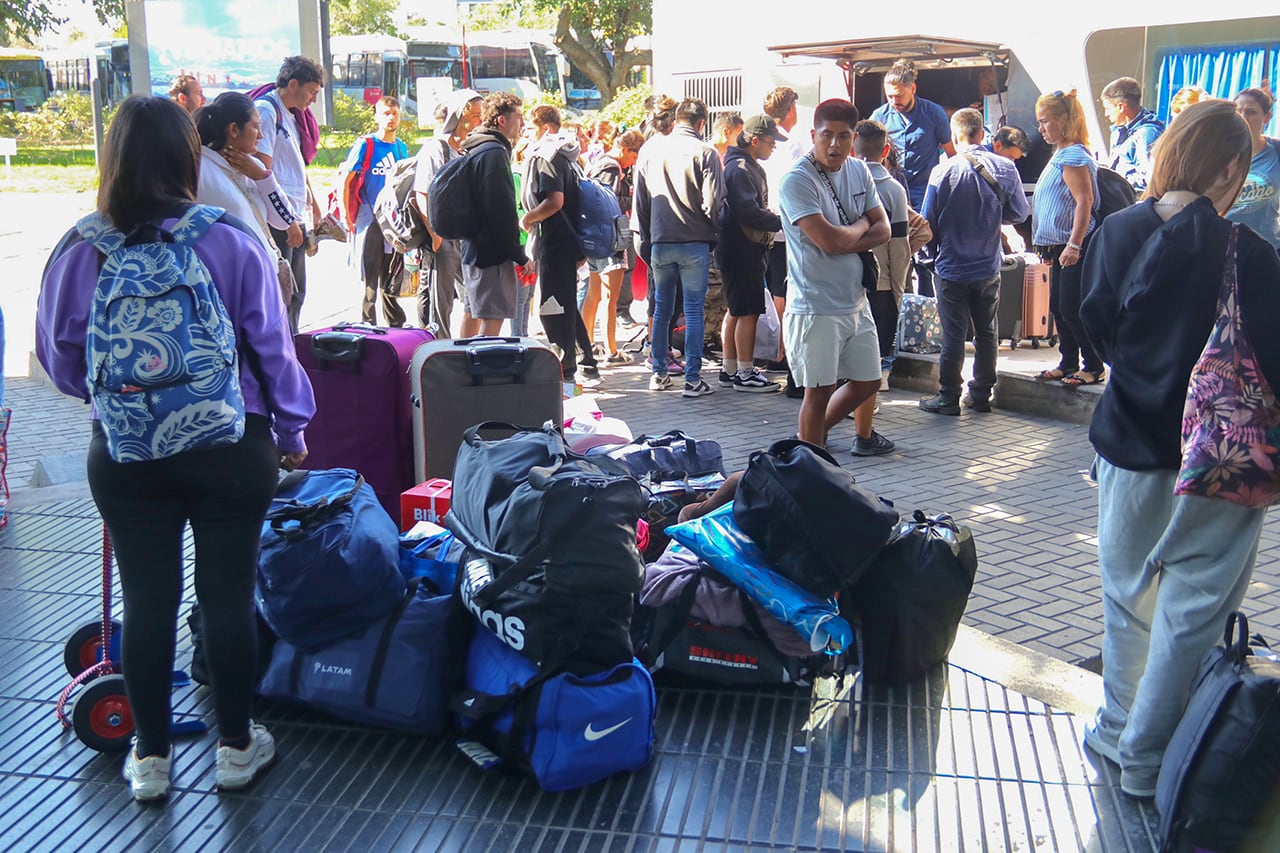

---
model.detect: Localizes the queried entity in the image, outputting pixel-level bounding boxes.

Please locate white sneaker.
[123,740,171,801]
[880,370,891,392]
[682,379,716,398]
[648,373,673,391]
[215,721,275,791]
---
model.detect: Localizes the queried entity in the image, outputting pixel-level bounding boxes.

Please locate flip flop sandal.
[1062,371,1104,387]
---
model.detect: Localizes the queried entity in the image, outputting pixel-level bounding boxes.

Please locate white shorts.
[784,303,882,388]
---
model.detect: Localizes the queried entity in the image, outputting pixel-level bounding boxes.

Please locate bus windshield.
[0,58,49,110]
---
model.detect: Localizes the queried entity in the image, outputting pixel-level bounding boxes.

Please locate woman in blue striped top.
[1032,90,1104,386]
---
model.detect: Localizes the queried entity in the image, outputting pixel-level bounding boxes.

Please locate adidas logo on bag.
[460,557,527,651]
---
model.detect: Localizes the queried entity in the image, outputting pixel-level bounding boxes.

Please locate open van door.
[767,34,1048,186]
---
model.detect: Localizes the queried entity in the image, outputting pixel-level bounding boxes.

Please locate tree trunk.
[551,6,619,103]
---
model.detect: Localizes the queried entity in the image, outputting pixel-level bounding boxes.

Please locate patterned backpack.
[77,205,246,463]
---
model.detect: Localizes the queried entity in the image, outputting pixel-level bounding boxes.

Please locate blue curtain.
[1156,44,1279,134]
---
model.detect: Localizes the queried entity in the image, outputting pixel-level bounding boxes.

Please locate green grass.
[1,144,97,166]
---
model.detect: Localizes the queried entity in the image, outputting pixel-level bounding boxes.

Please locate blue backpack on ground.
[567,162,629,259]
[258,577,459,736]
[77,205,246,463]
[454,629,656,792]
[256,468,405,652]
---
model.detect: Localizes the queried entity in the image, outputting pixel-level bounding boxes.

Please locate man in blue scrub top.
[871,59,956,297]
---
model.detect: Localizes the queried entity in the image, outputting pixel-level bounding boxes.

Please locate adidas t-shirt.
[342,136,411,209]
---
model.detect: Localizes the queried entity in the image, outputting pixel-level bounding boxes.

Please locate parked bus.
[0,48,50,112]
[329,34,413,113]
[465,30,566,105]
[44,40,131,111]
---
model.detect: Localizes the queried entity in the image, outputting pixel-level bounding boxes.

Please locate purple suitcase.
[293,324,434,517]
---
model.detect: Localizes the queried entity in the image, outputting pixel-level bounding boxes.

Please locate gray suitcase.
[410,336,564,482]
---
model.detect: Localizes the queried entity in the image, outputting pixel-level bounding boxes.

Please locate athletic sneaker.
[649,373,673,391]
[605,350,631,365]
[123,740,171,801]
[733,370,780,393]
[666,352,685,376]
[880,370,891,392]
[617,310,639,328]
[851,430,896,457]
[1083,723,1121,765]
[718,370,736,387]
[919,394,961,416]
[682,379,716,398]
[579,363,600,379]
[216,721,275,791]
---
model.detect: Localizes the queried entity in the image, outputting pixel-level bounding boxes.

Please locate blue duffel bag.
[258,577,461,735]
[256,468,404,652]
[454,629,656,792]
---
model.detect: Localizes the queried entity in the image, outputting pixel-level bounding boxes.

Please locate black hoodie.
[459,128,528,269]
[1080,196,1280,470]
[717,145,782,254]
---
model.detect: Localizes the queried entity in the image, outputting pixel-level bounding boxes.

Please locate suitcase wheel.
[1030,338,1040,349]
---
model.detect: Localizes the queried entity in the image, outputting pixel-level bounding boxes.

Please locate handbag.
[1175,224,1280,507]
[806,153,880,291]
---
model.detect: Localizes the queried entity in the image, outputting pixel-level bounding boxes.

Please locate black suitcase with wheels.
[998,253,1034,346]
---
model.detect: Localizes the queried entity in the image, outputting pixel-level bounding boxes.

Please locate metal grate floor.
[0,500,1160,852]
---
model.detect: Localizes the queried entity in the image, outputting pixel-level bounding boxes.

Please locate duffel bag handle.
[633,430,699,460]
[462,421,567,459]
[266,472,365,527]
[755,438,841,469]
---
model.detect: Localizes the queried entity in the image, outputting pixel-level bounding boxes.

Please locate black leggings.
[87,415,279,756]
[538,250,596,375]
[1045,247,1103,375]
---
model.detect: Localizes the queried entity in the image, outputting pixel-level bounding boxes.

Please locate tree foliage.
[461,1,555,33]
[1,0,123,45]
[531,0,651,104]
[597,85,651,133]
[328,0,402,38]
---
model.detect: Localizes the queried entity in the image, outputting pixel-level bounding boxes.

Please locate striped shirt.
[1032,143,1098,246]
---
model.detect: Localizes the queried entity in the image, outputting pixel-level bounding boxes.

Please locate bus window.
[470,46,506,79]
[333,59,348,88]
[504,47,535,80]
[0,58,49,110]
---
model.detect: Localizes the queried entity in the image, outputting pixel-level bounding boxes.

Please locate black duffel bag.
[842,510,978,684]
[446,423,646,674]
[734,439,898,596]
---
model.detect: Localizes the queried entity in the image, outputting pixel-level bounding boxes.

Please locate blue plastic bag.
[399,521,464,592]
[666,502,853,654]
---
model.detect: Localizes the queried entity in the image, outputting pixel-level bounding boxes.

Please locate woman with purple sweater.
[36,96,314,801]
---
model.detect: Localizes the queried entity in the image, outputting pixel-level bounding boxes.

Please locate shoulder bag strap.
[807,153,851,226]
[963,151,1009,207]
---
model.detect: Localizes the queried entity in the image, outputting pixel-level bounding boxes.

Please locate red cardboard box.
[401,478,452,532]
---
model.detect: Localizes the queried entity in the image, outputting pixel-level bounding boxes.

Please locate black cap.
[742,114,788,142]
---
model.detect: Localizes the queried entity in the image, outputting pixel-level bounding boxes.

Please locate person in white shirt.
[196,93,302,307]
[255,56,325,333]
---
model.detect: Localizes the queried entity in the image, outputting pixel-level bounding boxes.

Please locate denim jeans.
[511,278,533,337]
[1092,457,1266,791]
[650,242,710,384]
[936,275,999,401]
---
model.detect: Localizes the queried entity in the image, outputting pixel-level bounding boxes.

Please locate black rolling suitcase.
[410,336,563,481]
[998,253,1034,346]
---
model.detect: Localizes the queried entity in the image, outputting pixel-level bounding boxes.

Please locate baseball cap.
[742,114,788,142]
[441,88,482,133]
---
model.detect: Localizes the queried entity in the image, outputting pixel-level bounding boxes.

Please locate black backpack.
[1156,612,1280,852]
[426,140,504,240]
[1095,165,1137,222]
[734,439,898,597]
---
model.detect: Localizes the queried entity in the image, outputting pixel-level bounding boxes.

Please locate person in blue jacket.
[871,59,955,297]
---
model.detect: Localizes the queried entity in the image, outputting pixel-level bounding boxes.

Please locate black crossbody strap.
[807,153,852,226]
[963,151,1010,207]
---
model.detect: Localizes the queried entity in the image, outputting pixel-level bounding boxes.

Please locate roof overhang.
[767,35,1009,74]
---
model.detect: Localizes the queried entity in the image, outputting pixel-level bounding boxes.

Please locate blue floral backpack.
[77,205,246,463]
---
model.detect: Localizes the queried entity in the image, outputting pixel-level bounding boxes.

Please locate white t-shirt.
[779,153,882,315]
[255,91,307,216]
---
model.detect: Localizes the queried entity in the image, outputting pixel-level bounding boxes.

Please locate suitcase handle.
[332,323,388,336]
[466,341,529,379]
[310,332,364,366]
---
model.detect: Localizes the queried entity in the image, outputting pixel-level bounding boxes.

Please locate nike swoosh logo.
[584,717,632,742]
